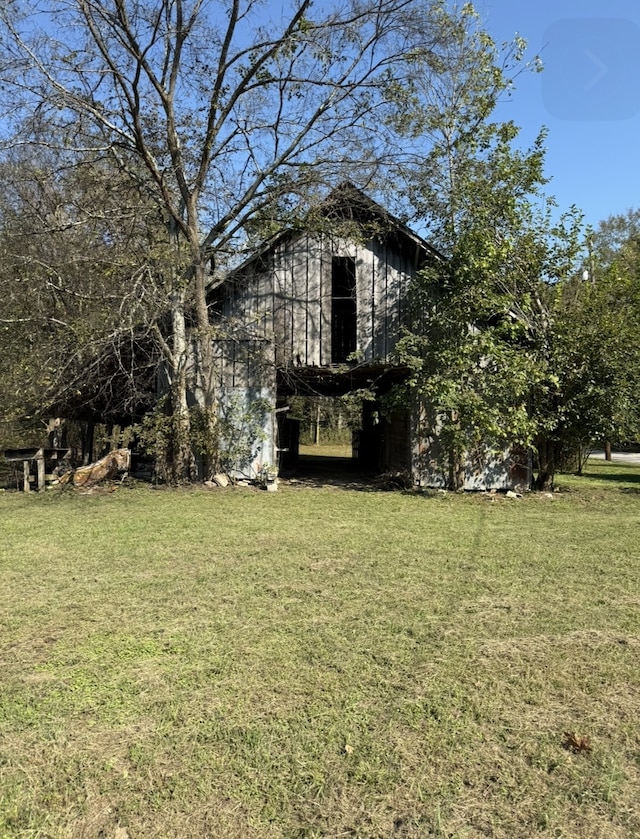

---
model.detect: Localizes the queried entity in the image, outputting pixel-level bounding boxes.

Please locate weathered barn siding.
[410,403,532,490]
[217,384,275,479]
[383,408,412,474]
[189,337,277,479]
[221,230,418,369]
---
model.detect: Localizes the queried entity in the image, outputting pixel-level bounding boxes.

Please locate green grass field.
[1,459,639,838]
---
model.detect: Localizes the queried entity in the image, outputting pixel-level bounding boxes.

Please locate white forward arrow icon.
[584,49,607,91]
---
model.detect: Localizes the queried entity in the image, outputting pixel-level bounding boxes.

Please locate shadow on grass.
[288,454,640,495]
[579,461,640,493]
[285,455,423,493]
[284,454,380,491]
[581,470,640,485]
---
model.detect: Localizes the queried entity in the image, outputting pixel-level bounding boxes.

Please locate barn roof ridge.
[214,182,443,285]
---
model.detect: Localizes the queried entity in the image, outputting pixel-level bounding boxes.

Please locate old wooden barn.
[206,183,530,490]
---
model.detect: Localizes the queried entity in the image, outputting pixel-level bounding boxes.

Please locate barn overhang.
[276,362,411,399]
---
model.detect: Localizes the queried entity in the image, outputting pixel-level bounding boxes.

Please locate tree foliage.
[389,9,582,488]
[0,0,463,478]
[0,147,164,441]
[589,208,640,278]
[546,218,640,469]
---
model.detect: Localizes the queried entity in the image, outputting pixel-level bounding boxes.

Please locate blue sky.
[5,0,637,231]
[478,0,640,228]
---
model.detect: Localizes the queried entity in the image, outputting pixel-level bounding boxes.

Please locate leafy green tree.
[390,7,583,489]
[546,233,640,470]
[589,208,640,278]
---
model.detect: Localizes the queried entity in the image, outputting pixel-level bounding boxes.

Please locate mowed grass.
[1,460,639,838]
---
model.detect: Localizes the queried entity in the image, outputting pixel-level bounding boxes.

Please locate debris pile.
[58,449,131,489]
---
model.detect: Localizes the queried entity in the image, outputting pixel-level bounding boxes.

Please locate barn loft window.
[331,256,357,363]
[208,283,224,317]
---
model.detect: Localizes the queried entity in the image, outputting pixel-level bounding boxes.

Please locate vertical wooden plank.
[355,242,373,363]
[354,243,364,360]
[272,241,284,367]
[290,234,306,366]
[307,234,322,366]
[37,457,45,491]
[383,242,390,360]
[275,238,292,367]
[305,234,310,365]
[319,237,325,366]
[371,241,376,361]
[271,251,278,359]
[231,338,236,389]
[385,244,403,357]
[371,238,387,361]
[260,259,275,342]
[290,236,297,365]
[23,460,30,493]
[288,239,294,364]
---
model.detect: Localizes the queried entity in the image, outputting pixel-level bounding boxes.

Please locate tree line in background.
[1,1,639,489]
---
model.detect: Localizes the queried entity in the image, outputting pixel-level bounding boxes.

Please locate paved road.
[589,450,640,465]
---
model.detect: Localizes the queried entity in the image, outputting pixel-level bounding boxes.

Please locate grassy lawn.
[299,443,352,459]
[1,460,639,838]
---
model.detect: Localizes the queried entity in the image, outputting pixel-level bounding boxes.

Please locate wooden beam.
[37,457,46,492]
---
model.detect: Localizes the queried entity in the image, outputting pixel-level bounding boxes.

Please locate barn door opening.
[282,394,364,478]
[331,256,357,364]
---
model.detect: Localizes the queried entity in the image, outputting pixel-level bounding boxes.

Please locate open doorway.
[289,395,358,471]
[277,393,389,481]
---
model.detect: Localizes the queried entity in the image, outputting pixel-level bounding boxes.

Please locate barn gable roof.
[213,182,443,288]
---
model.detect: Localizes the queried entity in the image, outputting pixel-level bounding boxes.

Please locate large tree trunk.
[446,412,465,490]
[161,230,218,483]
[447,445,465,490]
[533,435,559,491]
[192,254,219,479]
[167,288,195,482]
